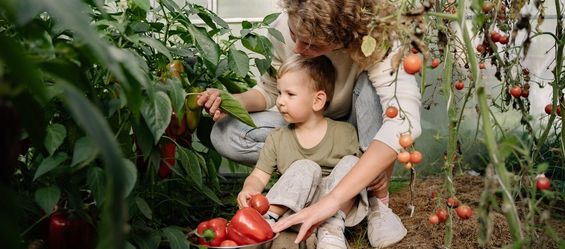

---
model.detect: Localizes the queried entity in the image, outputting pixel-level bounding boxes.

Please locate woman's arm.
[272,139,397,243]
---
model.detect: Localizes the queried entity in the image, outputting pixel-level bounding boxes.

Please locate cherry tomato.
[521,89,529,98]
[510,86,522,98]
[479,63,486,69]
[403,53,422,75]
[403,162,413,170]
[399,134,414,148]
[482,1,494,13]
[447,197,460,208]
[428,214,439,225]
[409,151,423,164]
[220,240,239,247]
[454,80,464,90]
[397,151,411,163]
[455,205,473,220]
[248,194,270,215]
[545,104,553,115]
[490,31,501,43]
[431,58,440,69]
[436,208,448,223]
[385,106,399,118]
[499,35,509,45]
[536,176,551,190]
[522,68,530,75]
[476,44,486,54]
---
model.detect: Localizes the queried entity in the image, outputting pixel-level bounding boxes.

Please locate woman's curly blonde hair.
[280,0,396,68]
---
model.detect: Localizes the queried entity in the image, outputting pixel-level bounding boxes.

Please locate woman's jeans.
[210,72,383,166]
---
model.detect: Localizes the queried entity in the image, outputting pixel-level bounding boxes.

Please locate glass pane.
[217,0,280,19]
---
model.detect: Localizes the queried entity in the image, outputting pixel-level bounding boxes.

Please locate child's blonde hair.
[277,55,336,108]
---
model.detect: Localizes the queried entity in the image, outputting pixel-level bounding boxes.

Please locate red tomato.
[522,68,530,75]
[499,35,509,45]
[397,151,411,163]
[248,194,270,215]
[431,58,440,69]
[446,197,460,208]
[220,240,238,247]
[428,214,439,225]
[436,208,448,223]
[454,80,464,90]
[545,104,553,115]
[385,106,399,118]
[479,63,486,69]
[403,53,422,75]
[536,176,551,190]
[399,134,414,148]
[455,205,473,220]
[490,31,501,43]
[476,44,486,54]
[410,47,419,54]
[521,89,529,98]
[510,86,522,98]
[409,151,423,164]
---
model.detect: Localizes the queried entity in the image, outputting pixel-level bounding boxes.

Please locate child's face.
[276,70,319,124]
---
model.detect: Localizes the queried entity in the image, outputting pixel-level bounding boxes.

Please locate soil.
[342,175,565,249]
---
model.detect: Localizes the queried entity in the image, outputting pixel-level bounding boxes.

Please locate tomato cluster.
[396,133,422,170]
[428,195,473,225]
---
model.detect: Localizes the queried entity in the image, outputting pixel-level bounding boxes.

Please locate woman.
[197,0,421,247]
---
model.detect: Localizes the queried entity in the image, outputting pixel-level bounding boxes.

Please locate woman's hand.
[272,195,341,243]
[196,88,226,122]
[236,190,261,209]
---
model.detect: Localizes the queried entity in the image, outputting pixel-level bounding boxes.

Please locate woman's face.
[288,18,340,58]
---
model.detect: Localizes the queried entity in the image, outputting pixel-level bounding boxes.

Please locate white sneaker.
[367,198,407,248]
[316,210,347,249]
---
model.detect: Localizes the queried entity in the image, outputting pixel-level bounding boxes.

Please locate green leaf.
[87,166,105,206]
[162,226,190,249]
[141,91,172,144]
[133,0,150,11]
[199,185,222,205]
[262,12,280,25]
[178,148,202,188]
[186,25,220,69]
[33,153,69,181]
[361,36,376,57]
[165,78,186,118]
[219,90,256,128]
[228,48,249,77]
[34,186,61,214]
[72,136,99,168]
[122,159,137,198]
[255,58,271,77]
[536,163,549,174]
[125,242,136,249]
[268,28,285,43]
[44,123,67,156]
[138,36,172,61]
[135,197,152,220]
[242,20,252,29]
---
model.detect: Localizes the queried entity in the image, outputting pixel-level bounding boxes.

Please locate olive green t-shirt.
[255,118,361,176]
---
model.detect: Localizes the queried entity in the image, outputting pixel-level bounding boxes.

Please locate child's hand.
[237,190,261,209]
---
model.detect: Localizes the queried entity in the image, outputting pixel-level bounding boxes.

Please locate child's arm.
[237,168,271,209]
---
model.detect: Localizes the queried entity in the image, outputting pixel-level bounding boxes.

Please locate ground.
[270,176,565,249]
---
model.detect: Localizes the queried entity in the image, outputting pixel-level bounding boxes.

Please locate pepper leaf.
[44,123,66,156]
[33,153,68,181]
[141,91,172,144]
[135,196,152,220]
[72,136,99,168]
[219,90,256,128]
[34,186,61,215]
[162,226,190,249]
[228,48,249,77]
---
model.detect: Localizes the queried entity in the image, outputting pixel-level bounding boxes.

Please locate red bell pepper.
[48,212,70,249]
[47,211,95,249]
[196,217,228,246]
[158,143,176,179]
[227,207,273,245]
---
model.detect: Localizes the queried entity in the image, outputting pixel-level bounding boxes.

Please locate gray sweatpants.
[266,155,369,227]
